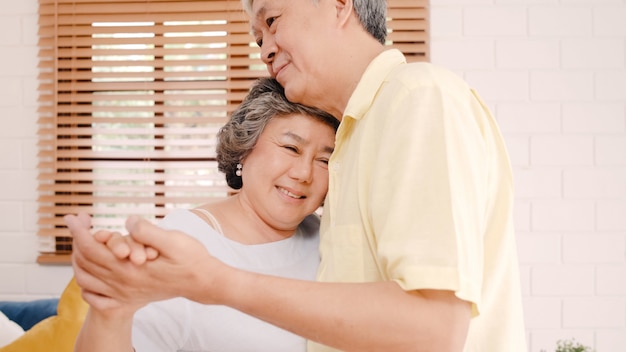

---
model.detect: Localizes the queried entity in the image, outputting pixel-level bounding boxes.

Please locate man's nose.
[260,37,276,64]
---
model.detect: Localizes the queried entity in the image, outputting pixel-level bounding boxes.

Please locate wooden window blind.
[36,0,429,264]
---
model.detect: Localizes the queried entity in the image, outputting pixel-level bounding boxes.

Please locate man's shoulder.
[382,61,471,99]
[389,62,466,87]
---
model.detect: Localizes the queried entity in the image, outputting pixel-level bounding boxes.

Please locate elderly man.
[67,0,527,351]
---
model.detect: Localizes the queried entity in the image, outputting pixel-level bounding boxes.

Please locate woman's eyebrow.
[282,131,334,154]
[282,131,305,144]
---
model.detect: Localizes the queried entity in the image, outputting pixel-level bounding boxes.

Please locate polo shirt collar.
[342,49,406,121]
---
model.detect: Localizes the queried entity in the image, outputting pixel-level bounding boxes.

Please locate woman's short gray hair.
[216,78,339,189]
[240,0,387,45]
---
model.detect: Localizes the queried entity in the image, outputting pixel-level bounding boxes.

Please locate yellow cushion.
[0,277,88,352]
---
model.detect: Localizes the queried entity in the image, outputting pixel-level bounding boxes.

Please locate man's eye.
[256,39,263,47]
[266,17,276,27]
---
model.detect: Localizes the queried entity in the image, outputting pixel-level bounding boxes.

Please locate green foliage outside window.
[541,339,595,352]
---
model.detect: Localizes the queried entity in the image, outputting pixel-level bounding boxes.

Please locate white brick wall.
[0,0,624,351]
[432,0,626,351]
[0,0,74,301]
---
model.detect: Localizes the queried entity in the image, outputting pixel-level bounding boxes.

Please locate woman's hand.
[65,212,231,309]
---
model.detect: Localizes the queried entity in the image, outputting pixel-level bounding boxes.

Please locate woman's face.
[239,113,335,230]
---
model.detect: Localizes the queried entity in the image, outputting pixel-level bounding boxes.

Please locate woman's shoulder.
[159,208,195,223]
[158,209,219,239]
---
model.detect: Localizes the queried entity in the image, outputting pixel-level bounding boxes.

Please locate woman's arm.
[69,213,146,352]
[74,306,135,352]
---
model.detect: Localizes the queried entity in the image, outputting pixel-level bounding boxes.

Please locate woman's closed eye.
[283,145,299,153]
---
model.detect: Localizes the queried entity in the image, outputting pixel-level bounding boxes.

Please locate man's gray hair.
[240,0,387,44]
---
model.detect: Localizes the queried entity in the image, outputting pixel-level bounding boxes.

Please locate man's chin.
[283,84,303,104]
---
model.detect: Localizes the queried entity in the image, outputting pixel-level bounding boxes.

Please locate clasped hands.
[65,213,223,314]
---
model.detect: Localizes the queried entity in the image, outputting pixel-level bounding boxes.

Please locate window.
[36,0,429,264]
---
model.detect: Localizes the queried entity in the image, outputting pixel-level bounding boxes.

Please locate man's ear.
[334,0,354,26]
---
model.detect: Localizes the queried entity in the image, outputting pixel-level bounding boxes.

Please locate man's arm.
[67,214,471,352]
[220,271,471,352]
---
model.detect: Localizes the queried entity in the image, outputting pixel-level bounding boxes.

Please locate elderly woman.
[68,77,338,352]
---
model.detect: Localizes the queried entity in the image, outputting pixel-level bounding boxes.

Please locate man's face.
[250,0,335,108]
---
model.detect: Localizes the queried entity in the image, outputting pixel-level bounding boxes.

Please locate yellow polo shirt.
[310,49,526,351]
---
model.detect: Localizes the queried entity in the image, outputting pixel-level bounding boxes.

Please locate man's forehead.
[250,0,271,16]
[249,1,267,25]
[251,0,295,18]
[249,0,281,33]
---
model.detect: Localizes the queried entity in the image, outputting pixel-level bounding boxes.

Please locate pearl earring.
[235,163,242,177]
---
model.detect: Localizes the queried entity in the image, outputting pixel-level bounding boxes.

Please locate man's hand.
[66,212,230,310]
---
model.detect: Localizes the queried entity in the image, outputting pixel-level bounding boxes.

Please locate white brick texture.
[562,234,626,263]
[514,200,531,232]
[531,200,595,232]
[466,70,530,101]
[597,201,626,231]
[596,136,626,165]
[562,103,626,134]
[561,38,625,69]
[429,7,462,37]
[531,136,594,166]
[0,0,70,299]
[563,298,626,328]
[596,329,626,352]
[497,103,561,134]
[593,6,626,36]
[516,233,561,263]
[596,71,626,101]
[0,0,623,350]
[531,265,595,295]
[496,39,560,69]
[464,7,528,36]
[523,298,562,328]
[529,7,592,37]
[513,167,562,199]
[530,71,595,102]
[431,39,495,69]
[563,169,626,199]
[597,266,626,295]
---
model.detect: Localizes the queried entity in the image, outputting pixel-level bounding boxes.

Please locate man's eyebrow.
[255,6,267,19]
[250,6,267,35]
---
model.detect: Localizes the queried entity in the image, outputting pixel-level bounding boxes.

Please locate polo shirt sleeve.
[369,76,492,310]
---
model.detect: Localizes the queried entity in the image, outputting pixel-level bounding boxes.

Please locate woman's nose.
[289,159,314,184]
